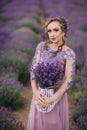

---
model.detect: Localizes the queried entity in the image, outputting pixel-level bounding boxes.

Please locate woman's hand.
[33,90,61,109]
[43,96,54,109]
[43,93,61,109]
[33,90,46,108]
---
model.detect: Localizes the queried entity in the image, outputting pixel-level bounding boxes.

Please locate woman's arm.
[31,79,45,107]
[44,49,76,108]
[30,42,46,108]
[51,57,76,102]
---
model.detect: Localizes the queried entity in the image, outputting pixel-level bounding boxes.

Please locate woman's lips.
[51,38,56,41]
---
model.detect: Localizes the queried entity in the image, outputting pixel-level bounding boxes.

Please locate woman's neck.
[51,40,63,48]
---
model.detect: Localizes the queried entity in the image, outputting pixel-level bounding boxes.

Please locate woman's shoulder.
[36,41,46,51]
[64,45,76,60]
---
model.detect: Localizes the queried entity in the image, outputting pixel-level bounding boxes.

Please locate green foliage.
[82,66,87,76]
[18,63,30,85]
[0,72,17,80]
[21,22,41,33]
[69,75,82,92]
[69,75,87,104]
[65,38,75,46]
[11,29,39,43]
[81,23,87,32]
[0,16,9,22]
[32,15,41,23]
[8,26,18,33]
[73,90,87,101]
[8,44,34,56]
[69,75,86,92]
[0,84,24,109]
[0,54,29,70]
[73,105,87,122]
[0,50,30,85]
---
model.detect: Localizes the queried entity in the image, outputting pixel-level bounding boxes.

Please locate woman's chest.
[40,50,66,65]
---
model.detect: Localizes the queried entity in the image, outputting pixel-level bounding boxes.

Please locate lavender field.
[0,0,87,130]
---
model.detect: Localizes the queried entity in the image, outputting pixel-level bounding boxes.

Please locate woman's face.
[46,21,65,43]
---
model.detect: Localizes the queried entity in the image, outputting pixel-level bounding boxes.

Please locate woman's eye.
[47,29,51,33]
[54,29,59,32]
[47,28,59,33]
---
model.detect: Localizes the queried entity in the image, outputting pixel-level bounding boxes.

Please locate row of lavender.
[0,0,42,129]
[42,0,87,129]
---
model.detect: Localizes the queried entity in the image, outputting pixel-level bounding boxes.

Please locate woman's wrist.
[51,93,60,103]
[51,95,57,103]
[33,88,38,95]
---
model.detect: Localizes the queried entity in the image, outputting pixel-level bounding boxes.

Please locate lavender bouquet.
[31,61,64,112]
[32,62,63,89]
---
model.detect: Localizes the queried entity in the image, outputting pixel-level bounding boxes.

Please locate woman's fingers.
[34,90,53,109]
[43,97,52,107]
[34,91,46,107]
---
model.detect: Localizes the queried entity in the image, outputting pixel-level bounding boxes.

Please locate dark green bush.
[0,77,24,109]
[0,16,9,22]
[18,63,30,85]
[81,23,87,32]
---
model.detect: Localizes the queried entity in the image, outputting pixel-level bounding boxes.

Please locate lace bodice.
[30,41,76,91]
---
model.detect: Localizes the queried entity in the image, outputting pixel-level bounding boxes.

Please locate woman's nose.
[50,31,55,36]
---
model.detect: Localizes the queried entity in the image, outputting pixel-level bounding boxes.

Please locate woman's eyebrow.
[47,29,51,32]
[48,27,59,30]
[53,28,59,30]
[47,27,59,32]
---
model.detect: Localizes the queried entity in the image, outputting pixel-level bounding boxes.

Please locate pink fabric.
[27,93,69,130]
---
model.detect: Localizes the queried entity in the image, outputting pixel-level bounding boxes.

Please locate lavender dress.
[27,42,76,130]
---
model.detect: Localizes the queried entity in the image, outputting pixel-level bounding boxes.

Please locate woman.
[27,16,76,130]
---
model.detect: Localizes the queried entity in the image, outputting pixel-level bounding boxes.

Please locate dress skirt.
[27,93,69,130]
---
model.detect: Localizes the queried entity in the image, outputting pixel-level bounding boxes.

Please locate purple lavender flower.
[32,62,63,89]
[0,107,25,130]
[71,114,87,130]
[0,77,24,90]
[0,77,24,109]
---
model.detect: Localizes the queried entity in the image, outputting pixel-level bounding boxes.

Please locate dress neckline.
[48,44,67,52]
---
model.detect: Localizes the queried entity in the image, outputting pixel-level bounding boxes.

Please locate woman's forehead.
[47,21,61,29]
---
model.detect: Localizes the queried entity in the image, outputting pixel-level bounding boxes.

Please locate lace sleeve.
[30,42,44,80]
[63,48,76,92]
